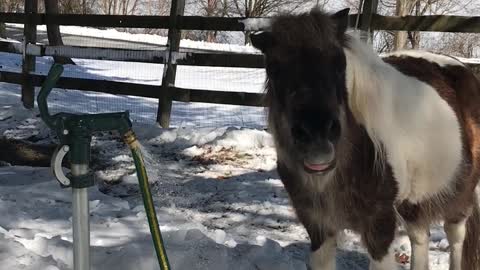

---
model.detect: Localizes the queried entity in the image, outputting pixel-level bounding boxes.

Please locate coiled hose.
[124,130,171,270]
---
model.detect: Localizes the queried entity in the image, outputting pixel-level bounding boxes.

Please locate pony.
[250,8,480,270]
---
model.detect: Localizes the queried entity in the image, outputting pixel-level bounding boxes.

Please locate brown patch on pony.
[384,55,480,270]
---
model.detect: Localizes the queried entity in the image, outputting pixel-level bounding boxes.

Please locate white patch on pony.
[445,219,467,270]
[344,35,463,203]
[383,50,464,67]
[368,247,396,270]
[310,237,336,270]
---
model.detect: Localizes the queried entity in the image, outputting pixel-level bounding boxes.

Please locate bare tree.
[392,0,475,50]
[185,0,229,43]
[393,0,418,50]
[346,0,477,53]
[204,0,227,42]
[0,24,5,39]
[425,32,480,58]
[99,0,141,15]
[0,0,23,12]
[228,0,320,44]
[141,0,170,35]
[58,0,95,14]
[230,0,303,18]
[0,0,23,38]
[59,0,82,13]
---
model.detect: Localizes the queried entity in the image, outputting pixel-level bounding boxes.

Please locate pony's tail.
[462,196,480,270]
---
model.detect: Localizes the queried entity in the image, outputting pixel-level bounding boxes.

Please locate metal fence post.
[157,0,185,127]
[21,0,37,109]
[359,0,379,43]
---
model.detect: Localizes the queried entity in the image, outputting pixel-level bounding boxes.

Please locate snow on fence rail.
[1,2,480,127]
[0,40,265,67]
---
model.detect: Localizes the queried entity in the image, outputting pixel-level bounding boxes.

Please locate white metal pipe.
[71,164,90,270]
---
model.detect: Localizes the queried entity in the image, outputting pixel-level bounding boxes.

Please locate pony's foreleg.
[276,161,337,270]
[300,213,336,270]
[309,234,337,270]
[406,223,430,270]
[362,208,397,270]
[444,219,467,270]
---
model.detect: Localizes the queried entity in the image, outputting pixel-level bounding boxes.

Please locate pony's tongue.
[304,162,330,172]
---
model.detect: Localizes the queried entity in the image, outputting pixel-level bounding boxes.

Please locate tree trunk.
[0,23,6,38]
[408,1,421,49]
[44,0,75,65]
[0,138,57,167]
[394,0,417,50]
[205,0,217,42]
[244,2,251,45]
[206,31,217,42]
[0,0,6,38]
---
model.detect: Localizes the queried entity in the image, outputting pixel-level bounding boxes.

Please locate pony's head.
[251,8,350,174]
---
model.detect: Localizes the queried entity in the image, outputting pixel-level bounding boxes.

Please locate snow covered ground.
[6,23,261,54]
[0,25,457,270]
[0,83,453,270]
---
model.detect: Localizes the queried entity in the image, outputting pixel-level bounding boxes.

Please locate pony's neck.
[342,34,394,160]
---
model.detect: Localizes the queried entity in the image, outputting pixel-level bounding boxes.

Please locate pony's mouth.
[303,160,336,174]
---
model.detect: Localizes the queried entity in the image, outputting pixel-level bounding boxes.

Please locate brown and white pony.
[251,8,480,270]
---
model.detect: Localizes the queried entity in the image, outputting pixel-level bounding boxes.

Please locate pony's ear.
[331,8,350,34]
[250,31,275,53]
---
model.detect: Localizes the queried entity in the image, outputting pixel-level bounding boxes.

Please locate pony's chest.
[301,180,379,230]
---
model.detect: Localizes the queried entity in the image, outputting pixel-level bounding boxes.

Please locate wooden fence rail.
[1,3,480,126]
[2,13,480,33]
[0,70,265,106]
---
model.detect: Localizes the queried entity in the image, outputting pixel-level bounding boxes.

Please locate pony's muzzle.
[303,141,336,173]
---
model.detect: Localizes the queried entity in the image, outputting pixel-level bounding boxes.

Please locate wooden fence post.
[157,0,185,127]
[359,0,379,43]
[21,0,37,109]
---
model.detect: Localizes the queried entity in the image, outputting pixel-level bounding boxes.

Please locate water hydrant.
[37,64,170,270]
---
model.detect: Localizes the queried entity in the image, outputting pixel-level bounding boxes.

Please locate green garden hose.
[124,130,171,270]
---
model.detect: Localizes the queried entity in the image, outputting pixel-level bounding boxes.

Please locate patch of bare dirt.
[191,146,253,166]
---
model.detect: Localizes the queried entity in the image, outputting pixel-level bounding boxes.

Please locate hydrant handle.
[37,64,64,129]
[51,145,71,187]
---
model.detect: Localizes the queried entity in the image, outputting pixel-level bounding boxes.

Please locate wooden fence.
[0,0,480,127]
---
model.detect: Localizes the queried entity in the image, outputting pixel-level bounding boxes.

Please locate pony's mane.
[343,33,390,170]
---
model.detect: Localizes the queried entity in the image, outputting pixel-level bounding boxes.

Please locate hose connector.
[123,130,138,146]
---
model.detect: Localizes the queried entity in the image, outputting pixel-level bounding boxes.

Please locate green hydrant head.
[37,64,133,144]
[37,64,133,187]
